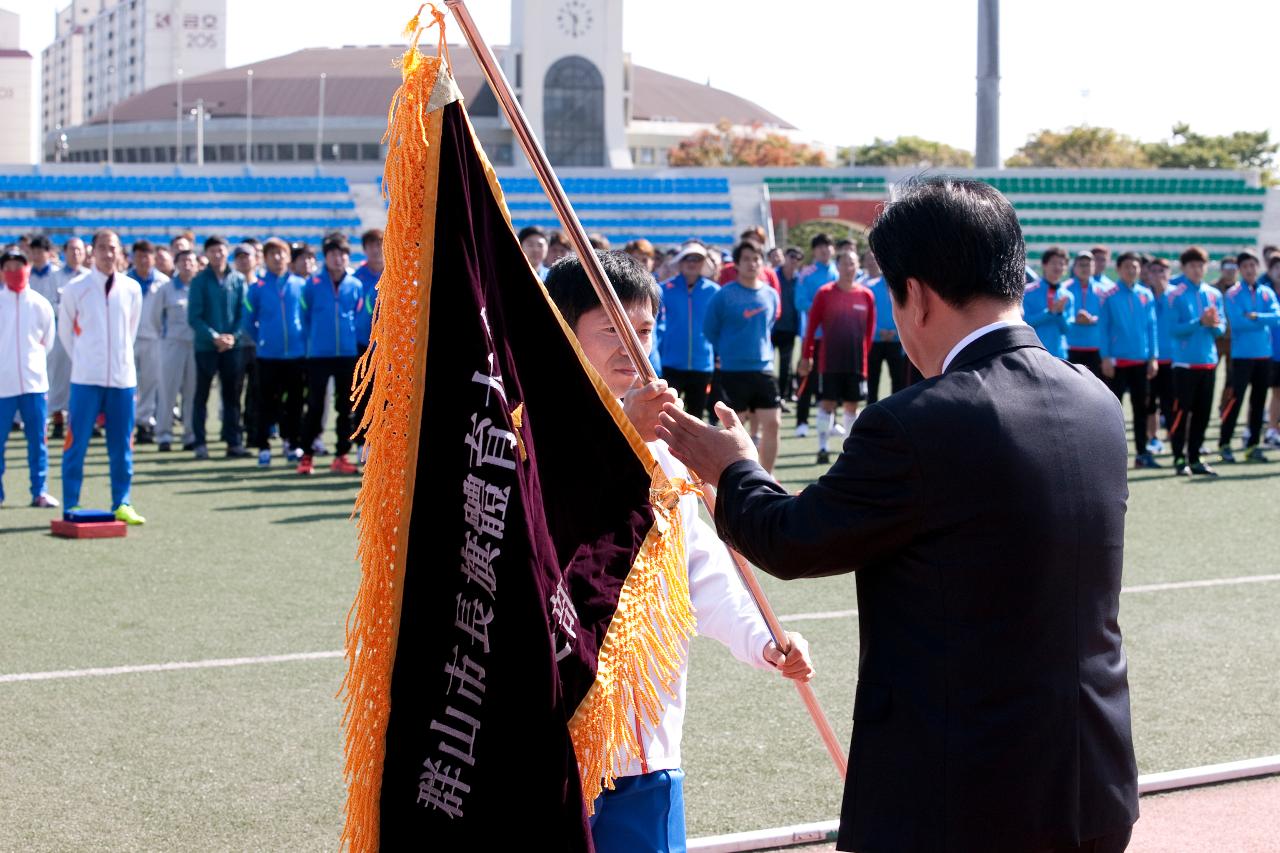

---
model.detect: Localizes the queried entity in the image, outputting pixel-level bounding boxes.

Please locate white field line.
[3,574,1278,685]
[0,650,343,684]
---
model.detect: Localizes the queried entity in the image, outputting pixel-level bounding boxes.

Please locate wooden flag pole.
[443,0,848,780]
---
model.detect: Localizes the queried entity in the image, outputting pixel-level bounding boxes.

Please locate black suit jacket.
[716,325,1139,852]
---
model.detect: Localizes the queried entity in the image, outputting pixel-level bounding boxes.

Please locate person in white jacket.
[545,251,815,853]
[0,250,59,508]
[57,230,146,525]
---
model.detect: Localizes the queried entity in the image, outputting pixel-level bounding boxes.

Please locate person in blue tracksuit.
[1166,246,1227,476]
[1144,256,1176,453]
[1064,250,1110,378]
[792,233,838,434]
[299,233,363,475]
[243,237,308,467]
[1023,246,1076,359]
[862,250,908,404]
[1099,252,1160,468]
[1218,250,1280,462]
[657,241,719,421]
[352,228,383,454]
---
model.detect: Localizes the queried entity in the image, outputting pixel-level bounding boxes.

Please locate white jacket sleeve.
[57,287,75,355]
[127,284,143,341]
[40,298,56,353]
[686,508,775,671]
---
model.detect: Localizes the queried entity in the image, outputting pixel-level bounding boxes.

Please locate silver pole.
[316,72,326,165]
[195,97,205,167]
[975,0,1000,168]
[176,68,184,164]
[107,64,115,165]
[246,69,254,164]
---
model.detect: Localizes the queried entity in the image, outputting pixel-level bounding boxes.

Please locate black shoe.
[157,441,172,452]
[226,445,251,459]
[91,427,103,438]
[182,441,196,451]
[1218,447,1237,464]
[780,402,792,414]
[816,450,831,465]
[1173,457,1190,476]
[1134,453,1162,469]
[135,426,155,445]
[193,445,209,460]
[1189,462,1219,477]
[50,422,64,440]
[1245,447,1269,464]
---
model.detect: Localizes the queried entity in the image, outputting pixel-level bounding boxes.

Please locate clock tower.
[506,0,630,167]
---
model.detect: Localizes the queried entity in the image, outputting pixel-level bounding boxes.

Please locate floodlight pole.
[444,0,849,781]
[976,0,1000,168]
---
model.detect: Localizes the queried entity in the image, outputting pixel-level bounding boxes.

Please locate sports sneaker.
[157,441,172,452]
[311,438,330,457]
[258,449,272,467]
[1218,447,1237,464]
[1134,453,1161,469]
[114,504,146,525]
[31,493,60,508]
[1245,447,1269,463]
[832,422,847,436]
[1146,437,1164,454]
[1189,462,1219,477]
[50,422,64,440]
[297,455,314,475]
[794,422,810,438]
[816,450,831,465]
[330,454,359,475]
[1265,429,1280,448]
[1173,457,1190,476]
[193,444,209,460]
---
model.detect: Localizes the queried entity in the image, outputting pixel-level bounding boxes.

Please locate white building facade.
[0,9,34,163]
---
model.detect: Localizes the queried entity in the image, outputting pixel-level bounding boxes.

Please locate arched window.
[543,56,604,166]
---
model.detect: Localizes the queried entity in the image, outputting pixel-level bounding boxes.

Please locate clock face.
[557,0,593,38]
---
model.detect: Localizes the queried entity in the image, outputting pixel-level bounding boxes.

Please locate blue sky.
[12,0,1280,163]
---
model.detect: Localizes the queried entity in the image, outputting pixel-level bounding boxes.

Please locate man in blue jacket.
[862,250,908,404]
[1218,250,1279,462]
[1099,252,1160,468]
[1167,246,1227,476]
[1022,246,1075,359]
[1144,256,1176,454]
[658,241,719,422]
[299,233,363,475]
[792,233,838,435]
[187,234,249,460]
[1065,250,1109,378]
[243,237,308,467]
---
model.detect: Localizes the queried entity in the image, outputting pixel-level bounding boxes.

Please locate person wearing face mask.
[58,231,146,524]
[0,250,59,508]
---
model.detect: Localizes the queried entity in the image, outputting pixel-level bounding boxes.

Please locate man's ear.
[905,277,929,327]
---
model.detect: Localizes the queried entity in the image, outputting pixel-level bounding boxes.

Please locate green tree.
[779,219,869,259]
[840,136,974,168]
[668,119,828,167]
[1005,126,1150,168]
[1143,123,1277,181]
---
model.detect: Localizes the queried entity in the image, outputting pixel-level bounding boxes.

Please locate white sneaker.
[1266,429,1280,448]
[794,423,810,438]
[833,422,847,436]
[1147,437,1164,454]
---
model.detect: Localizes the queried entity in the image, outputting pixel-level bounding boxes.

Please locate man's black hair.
[323,234,351,256]
[810,233,833,249]
[731,240,762,265]
[545,250,660,332]
[291,243,314,262]
[869,177,1026,308]
[1115,251,1141,267]
[132,239,156,254]
[28,234,52,251]
[518,225,547,243]
[204,234,228,250]
[1237,250,1261,266]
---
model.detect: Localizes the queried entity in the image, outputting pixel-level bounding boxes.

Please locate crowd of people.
[0,228,384,521]
[516,225,1280,478]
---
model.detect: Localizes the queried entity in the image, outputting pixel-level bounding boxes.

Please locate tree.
[840,136,974,168]
[668,119,828,167]
[1144,123,1277,180]
[779,219,869,259]
[1005,126,1149,168]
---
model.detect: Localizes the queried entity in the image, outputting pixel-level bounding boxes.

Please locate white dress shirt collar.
[942,320,1025,372]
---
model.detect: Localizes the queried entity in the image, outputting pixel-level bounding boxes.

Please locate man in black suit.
[656,178,1138,852]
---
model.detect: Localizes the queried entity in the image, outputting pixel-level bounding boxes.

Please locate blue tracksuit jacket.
[1223,281,1280,360]
[242,271,307,360]
[1022,279,1075,359]
[657,273,719,373]
[1098,281,1158,362]
[1064,277,1109,350]
[1166,280,1226,367]
[353,263,380,348]
[302,267,363,358]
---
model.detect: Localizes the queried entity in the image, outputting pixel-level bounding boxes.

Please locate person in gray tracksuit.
[146,248,197,451]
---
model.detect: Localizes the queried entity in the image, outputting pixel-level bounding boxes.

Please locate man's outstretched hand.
[656,400,757,486]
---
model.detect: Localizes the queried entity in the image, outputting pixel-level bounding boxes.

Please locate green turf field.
[2,389,1278,850]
